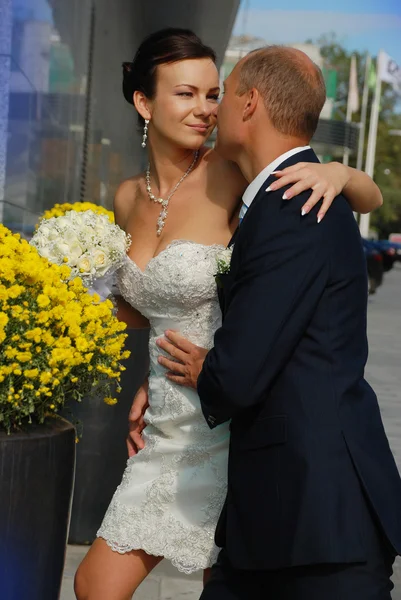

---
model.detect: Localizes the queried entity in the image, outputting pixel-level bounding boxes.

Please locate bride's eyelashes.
[176,92,220,102]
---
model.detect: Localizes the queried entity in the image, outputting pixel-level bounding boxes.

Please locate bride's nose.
[193,97,212,118]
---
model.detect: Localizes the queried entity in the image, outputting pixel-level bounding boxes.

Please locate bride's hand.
[268,162,349,223]
[156,331,208,389]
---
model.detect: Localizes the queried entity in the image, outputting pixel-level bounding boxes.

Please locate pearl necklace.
[145,150,199,236]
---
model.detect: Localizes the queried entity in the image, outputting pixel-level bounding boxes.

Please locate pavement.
[61,265,401,599]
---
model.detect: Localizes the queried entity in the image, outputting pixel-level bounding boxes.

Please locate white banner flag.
[348,55,360,113]
[379,51,401,93]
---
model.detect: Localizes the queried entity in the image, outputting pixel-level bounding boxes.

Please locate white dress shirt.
[239,146,311,221]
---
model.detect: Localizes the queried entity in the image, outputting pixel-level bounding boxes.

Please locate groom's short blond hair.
[237,45,326,140]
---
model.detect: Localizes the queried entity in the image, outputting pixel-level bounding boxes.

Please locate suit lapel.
[240,148,320,228]
[219,148,320,316]
[228,226,239,248]
[227,179,271,248]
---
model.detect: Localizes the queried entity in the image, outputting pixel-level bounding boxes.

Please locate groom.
[156,46,401,598]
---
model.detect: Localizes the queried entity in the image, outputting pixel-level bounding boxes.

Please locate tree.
[309,33,401,238]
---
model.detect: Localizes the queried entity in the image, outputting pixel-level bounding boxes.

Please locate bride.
[75,28,382,600]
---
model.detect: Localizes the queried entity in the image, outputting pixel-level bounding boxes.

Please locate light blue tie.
[239,202,248,224]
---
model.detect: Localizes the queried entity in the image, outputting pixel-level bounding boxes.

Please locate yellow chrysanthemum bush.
[39,202,114,224]
[0,224,129,433]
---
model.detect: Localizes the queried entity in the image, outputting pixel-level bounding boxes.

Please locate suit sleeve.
[198,190,329,428]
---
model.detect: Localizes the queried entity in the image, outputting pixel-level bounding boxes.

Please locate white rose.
[70,211,84,225]
[38,246,51,259]
[30,234,43,248]
[75,225,95,244]
[77,254,93,274]
[69,242,84,263]
[95,222,107,236]
[63,228,79,245]
[92,249,111,276]
[113,232,130,254]
[56,216,70,230]
[36,236,49,249]
[47,228,59,241]
[38,224,51,237]
[53,241,71,257]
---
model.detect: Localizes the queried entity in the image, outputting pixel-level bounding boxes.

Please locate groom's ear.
[243,88,259,121]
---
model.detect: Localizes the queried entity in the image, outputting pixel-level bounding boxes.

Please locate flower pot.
[65,328,149,544]
[0,417,76,600]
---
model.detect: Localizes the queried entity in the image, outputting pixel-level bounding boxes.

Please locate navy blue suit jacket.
[198,148,401,570]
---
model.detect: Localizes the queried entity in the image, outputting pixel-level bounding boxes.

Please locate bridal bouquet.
[0,224,129,434]
[30,209,130,291]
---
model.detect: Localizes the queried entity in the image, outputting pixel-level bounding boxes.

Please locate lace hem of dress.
[97,499,220,574]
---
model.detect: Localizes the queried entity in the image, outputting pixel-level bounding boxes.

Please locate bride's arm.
[114,179,150,456]
[340,165,383,213]
[114,178,150,329]
[216,153,383,223]
[269,162,383,219]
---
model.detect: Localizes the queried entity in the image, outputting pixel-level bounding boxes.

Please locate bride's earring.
[141,119,149,148]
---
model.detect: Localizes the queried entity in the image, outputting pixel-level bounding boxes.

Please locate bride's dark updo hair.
[122,28,217,124]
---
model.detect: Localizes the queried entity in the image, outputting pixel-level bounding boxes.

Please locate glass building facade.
[0,0,240,236]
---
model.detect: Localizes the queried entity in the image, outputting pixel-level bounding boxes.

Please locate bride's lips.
[187,124,210,134]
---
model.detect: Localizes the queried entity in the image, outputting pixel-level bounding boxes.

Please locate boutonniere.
[215,246,233,287]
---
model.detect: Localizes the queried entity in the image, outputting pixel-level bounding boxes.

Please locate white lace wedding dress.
[97,240,230,574]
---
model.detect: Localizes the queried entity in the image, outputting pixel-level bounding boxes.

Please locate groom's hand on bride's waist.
[156,330,208,389]
[127,379,149,457]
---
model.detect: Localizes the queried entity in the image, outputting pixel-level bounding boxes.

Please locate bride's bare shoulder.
[113,175,142,227]
[202,148,246,198]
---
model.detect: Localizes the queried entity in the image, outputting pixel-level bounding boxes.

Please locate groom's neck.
[238,131,309,183]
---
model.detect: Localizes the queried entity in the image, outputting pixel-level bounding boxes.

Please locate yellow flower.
[0,312,9,328]
[8,284,24,299]
[24,368,39,379]
[37,294,50,308]
[104,397,118,406]
[4,347,18,359]
[75,338,89,352]
[18,341,32,349]
[16,352,32,363]
[0,223,129,433]
[40,372,53,385]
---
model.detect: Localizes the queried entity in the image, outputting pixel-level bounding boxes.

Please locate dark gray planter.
[65,328,149,544]
[0,418,76,600]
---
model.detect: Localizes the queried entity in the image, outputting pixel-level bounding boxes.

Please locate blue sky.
[233,0,401,64]
[14,0,401,66]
